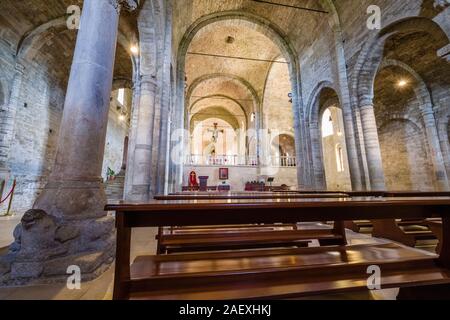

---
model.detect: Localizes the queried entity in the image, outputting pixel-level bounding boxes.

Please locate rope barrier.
[0,180,16,204]
[0,179,16,217]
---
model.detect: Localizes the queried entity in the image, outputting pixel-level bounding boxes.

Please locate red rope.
[0,180,16,204]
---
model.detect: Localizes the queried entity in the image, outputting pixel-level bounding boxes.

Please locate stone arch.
[190,106,241,133]
[187,73,260,110]
[307,84,352,190]
[16,15,138,73]
[175,10,306,187]
[379,59,434,112]
[377,114,423,133]
[185,73,260,132]
[189,94,249,125]
[305,81,340,125]
[270,133,296,167]
[355,17,450,106]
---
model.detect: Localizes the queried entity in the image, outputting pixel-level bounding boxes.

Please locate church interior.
[0,0,450,301]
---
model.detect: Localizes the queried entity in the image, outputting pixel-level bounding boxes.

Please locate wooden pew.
[340,191,447,250]
[108,197,450,300]
[154,192,349,254]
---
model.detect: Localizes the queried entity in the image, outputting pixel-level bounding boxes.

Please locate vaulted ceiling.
[177,0,332,124]
[0,0,138,87]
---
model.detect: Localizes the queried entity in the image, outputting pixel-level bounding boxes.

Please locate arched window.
[321,108,334,137]
[336,144,345,172]
[117,88,125,105]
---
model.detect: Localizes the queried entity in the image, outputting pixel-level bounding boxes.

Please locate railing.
[185,155,297,167]
[269,156,297,167]
[185,155,259,166]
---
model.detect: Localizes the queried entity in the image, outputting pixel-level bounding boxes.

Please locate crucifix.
[207,123,224,144]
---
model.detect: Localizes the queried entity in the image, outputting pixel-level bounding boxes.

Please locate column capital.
[108,0,139,12]
[360,104,375,112]
[359,95,374,108]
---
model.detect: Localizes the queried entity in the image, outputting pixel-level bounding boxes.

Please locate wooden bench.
[108,197,450,300]
[154,193,348,254]
[341,191,447,250]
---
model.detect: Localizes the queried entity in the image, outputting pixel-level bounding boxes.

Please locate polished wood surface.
[153,193,348,254]
[128,243,449,300]
[338,192,448,248]
[159,229,342,254]
[155,192,348,200]
[110,196,450,300]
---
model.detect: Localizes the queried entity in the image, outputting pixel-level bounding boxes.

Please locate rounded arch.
[305,81,340,124]
[190,106,241,133]
[190,94,248,125]
[379,59,434,111]
[176,11,302,121]
[175,10,307,188]
[355,17,450,106]
[185,73,259,130]
[377,114,424,134]
[16,15,138,73]
[187,73,260,108]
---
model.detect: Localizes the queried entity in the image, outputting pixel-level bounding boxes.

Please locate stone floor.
[0,220,428,300]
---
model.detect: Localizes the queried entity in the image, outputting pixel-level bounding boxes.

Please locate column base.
[0,210,115,286]
[0,179,115,286]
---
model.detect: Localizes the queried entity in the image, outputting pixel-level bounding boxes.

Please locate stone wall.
[0,51,65,215]
[379,120,435,191]
[0,59,131,216]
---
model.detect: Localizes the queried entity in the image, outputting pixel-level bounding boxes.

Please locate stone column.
[309,122,326,189]
[121,136,129,172]
[422,109,449,190]
[360,102,386,190]
[0,63,25,184]
[0,0,139,284]
[126,75,157,201]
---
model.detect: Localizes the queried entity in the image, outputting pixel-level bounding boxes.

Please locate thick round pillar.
[127,76,157,201]
[0,0,139,285]
[360,104,386,190]
[422,109,449,190]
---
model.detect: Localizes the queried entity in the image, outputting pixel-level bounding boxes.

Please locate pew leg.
[331,220,347,245]
[438,216,450,268]
[397,283,450,300]
[156,227,165,255]
[113,212,131,300]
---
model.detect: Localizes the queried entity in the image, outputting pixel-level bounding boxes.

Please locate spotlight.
[130,45,139,54]
[397,80,408,87]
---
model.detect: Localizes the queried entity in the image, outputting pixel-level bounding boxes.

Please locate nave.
[0,0,449,301]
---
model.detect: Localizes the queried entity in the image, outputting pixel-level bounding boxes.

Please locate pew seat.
[127,242,449,300]
[109,197,450,300]
[157,228,343,254]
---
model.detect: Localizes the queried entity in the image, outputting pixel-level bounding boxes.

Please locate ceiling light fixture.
[397,79,408,88]
[130,45,139,54]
